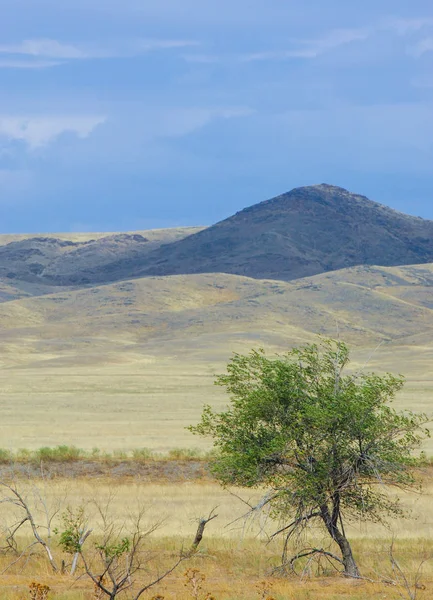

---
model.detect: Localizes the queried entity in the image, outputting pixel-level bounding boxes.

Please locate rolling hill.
[1,263,433,369]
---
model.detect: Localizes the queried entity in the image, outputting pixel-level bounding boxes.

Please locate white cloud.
[0,38,199,62]
[236,16,433,63]
[0,115,106,148]
[0,39,85,58]
[240,27,370,62]
[294,27,371,56]
[0,58,63,69]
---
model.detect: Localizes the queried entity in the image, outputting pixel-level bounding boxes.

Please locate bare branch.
[274,547,344,577]
[269,511,321,541]
[132,508,218,600]
[0,481,58,572]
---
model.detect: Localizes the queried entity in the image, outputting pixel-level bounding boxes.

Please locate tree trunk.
[320,504,360,578]
[333,529,360,577]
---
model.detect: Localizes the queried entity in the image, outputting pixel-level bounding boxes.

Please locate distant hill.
[1,263,433,369]
[0,227,204,294]
[1,184,433,287]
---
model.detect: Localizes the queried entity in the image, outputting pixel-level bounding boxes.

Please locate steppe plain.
[1,186,433,598]
[0,229,432,452]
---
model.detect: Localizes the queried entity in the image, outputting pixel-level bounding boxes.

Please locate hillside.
[1,264,433,450]
[135,184,433,281]
[1,263,433,369]
[2,185,433,287]
[0,226,204,294]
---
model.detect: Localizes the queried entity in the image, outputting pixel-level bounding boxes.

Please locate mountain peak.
[284,183,367,201]
[1,185,432,286]
[131,184,433,282]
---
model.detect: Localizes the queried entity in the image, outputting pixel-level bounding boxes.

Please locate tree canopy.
[190,339,430,577]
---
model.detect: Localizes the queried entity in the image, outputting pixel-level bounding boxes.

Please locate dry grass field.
[0,231,432,597]
[0,475,432,599]
[0,343,432,454]
[0,263,432,453]
[0,352,432,454]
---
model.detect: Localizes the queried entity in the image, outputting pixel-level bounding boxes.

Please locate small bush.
[16,448,32,462]
[132,447,154,463]
[34,445,83,463]
[0,448,12,463]
[168,448,204,461]
[29,581,50,600]
[112,449,128,460]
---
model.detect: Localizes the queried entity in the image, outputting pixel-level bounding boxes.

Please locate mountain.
[134,184,433,281]
[2,184,432,287]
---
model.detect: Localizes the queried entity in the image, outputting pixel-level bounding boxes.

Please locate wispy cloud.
[0,58,63,69]
[214,26,369,63]
[0,39,85,59]
[189,16,433,64]
[0,37,199,63]
[183,28,369,64]
[0,115,106,148]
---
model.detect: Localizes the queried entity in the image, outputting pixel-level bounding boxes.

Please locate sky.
[1,0,433,233]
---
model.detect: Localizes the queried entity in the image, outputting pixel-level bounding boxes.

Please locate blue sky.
[1,0,433,233]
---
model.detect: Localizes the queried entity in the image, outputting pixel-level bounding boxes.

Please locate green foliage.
[168,447,204,460]
[190,339,430,571]
[55,507,86,554]
[132,447,154,462]
[96,537,131,560]
[34,445,83,463]
[0,445,210,466]
[0,448,12,463]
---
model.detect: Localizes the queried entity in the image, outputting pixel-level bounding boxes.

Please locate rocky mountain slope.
[0,227,203,298]
[136,184,433,281]
[1,185,433,287]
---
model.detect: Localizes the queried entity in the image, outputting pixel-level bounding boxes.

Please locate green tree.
[190,339,430,577]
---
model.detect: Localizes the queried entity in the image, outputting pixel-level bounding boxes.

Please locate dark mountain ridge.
[125,184,433,281]
[2,184,433,287]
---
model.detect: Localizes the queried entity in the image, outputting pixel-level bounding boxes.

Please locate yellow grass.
[2,476,431,539]
[0,477,432,599]
[0,267,433,453]
[0,349,432,454]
